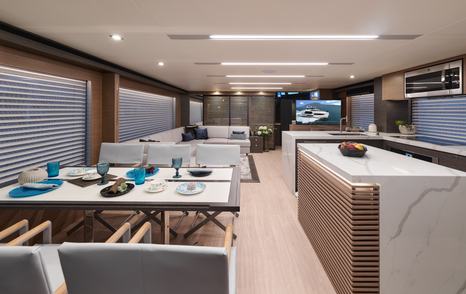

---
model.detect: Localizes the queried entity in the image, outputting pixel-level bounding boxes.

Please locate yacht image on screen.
[296,100,341,124]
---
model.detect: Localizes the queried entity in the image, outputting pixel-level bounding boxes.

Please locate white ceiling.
[1,0,466,92]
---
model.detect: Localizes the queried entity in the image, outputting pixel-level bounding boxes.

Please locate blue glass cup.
[133,167,146,185]
[46,161,60,177]
[96,162,110,185]
[171,157,183,178]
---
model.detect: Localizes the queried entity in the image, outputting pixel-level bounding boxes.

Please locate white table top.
[0,167,234,205]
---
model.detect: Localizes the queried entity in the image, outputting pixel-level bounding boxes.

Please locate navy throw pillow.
[182,132,194,141]
[195,128,208,139]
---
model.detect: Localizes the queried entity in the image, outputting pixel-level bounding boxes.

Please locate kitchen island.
[282,131,466,193]
[297,143,466,294]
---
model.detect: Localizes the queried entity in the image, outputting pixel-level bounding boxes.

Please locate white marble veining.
[281,131,466,193]
[299,143,466,294]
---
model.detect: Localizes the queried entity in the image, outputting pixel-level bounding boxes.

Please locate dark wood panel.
[204,96,230,125]
[102,73,120,142]
[230,96,248,126]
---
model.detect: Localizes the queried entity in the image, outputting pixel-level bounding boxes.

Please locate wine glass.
[96,162,110,185]
[171,157,183,178]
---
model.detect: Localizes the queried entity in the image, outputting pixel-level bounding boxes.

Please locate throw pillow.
[232,131,245,135]
[230,133,246,140]
[182,132,194,141]
[195,128,208,139]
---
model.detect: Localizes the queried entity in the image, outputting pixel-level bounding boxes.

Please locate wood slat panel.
[298,150,380,294]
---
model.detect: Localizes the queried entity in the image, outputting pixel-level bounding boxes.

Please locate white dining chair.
[0,220,66,294]
[58,224,236,294]
[196,144,240,167]
[98,143,144,165]
[146,144,191,167]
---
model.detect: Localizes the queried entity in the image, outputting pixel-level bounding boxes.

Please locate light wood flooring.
[62,148,336,294]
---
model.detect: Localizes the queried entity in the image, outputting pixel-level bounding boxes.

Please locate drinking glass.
[46,161,60,177]
[133,167,146,185]
[171,157,183,178]
[96,162,110,185]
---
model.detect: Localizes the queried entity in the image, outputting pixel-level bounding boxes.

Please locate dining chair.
[146,144,191,167]
[98,143,144,166]
[58,224,235,294]
[0,219,151,294]
[0,220,66,294]
[196,144,240,167]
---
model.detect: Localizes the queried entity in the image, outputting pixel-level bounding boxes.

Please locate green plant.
[394,120,408,127]
[256,125,273,137]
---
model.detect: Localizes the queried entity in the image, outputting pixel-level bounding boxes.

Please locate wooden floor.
[63,148,336,294]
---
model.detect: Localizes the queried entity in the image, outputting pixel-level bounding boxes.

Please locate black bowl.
[100,183,135,198]
[338,146,367,157]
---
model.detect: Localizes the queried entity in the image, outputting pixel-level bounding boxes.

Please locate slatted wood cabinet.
[297,150,380,294]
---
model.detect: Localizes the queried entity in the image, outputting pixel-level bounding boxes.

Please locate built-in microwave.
[405,60,463,98]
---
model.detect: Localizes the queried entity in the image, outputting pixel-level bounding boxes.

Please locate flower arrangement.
[256,125,273,137]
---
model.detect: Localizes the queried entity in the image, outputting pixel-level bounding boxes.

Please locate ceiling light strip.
[229,82,292,85]
[210,34,379,40]
[231,87,283,90]
[226,75,305,78]
[221,62,328,66]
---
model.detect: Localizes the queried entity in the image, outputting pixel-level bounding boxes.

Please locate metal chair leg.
[173,211,189,231]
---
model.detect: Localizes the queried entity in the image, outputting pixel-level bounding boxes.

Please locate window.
[119,88,175,142]
[350,94,374,131]
[189,100,203,125]
[0,65,88,186]
[412,96,466,144]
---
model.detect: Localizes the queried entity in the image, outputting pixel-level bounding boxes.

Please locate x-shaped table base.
[133,210,178,238]
[184,211,237,239]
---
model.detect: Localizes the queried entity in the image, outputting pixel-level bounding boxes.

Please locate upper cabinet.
[382,71,405,101]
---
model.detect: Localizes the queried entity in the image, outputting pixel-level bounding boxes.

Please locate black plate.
[100,183,135,198]
[188,170,213,177]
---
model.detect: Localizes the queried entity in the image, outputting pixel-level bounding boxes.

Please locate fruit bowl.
[338,142,367,158]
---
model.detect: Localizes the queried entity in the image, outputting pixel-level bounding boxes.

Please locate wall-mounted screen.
[296,100,341,125]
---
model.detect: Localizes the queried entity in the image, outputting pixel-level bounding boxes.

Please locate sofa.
[126,126,251,155]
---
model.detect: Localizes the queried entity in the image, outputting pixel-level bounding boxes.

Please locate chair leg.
[190,211,201,228]
[173,211,189,231]
[232,212,239,217]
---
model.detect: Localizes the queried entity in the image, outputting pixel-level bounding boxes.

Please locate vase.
[399,125,416,135]
[263,136,269,152]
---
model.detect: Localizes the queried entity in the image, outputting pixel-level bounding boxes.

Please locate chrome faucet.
[340,116,347,133]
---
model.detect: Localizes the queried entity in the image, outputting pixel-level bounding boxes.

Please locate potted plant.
[395,120,416,135]
[256,125,273,152]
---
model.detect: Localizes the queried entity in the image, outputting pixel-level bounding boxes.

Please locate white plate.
[67,168,92,177]
[144,184,167,193]
[176,182,206,195]
[82,173,101,181]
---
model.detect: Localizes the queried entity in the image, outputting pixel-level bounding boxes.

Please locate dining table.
[0,167,240,244]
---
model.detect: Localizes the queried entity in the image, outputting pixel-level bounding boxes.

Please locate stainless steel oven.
[405,60,463,98]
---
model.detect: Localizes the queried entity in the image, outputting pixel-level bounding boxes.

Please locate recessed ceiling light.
[110,34,123,41]
[229,82,292,85]
[221,62,328,66]
[213,91,221,95]
[157,61,165,67]
[235,91,243,95]
[226,75,305,78]
[210,34,379,40]
[350,75,355,79]
[231,87,283,90]
[258,91,265,95]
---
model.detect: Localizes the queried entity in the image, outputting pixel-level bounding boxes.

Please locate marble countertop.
[283,131,466,156]
[298,143,466,182]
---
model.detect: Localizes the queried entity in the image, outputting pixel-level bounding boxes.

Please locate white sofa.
[126,126,251,155]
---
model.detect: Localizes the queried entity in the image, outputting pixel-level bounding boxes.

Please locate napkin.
[22,183,59,190]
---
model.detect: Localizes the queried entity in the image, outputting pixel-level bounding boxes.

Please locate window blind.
[189,100,203,125]
[412,96,466,144]
[351,94,374,131]
[119,88,175,142]
[0,65,87,186]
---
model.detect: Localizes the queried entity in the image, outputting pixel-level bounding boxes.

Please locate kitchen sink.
[328,132,367,136]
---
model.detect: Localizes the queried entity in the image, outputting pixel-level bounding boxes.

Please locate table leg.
[83,210,94,242]
[160,211,170,244]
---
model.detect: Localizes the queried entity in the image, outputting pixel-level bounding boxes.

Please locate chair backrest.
[99,143,144,165]
[146,144,191,167]
[196,144,240,167]
[0,246,53,294]
[58,242,229,294]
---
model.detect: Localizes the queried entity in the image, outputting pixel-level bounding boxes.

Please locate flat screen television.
[296,100,341,125]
